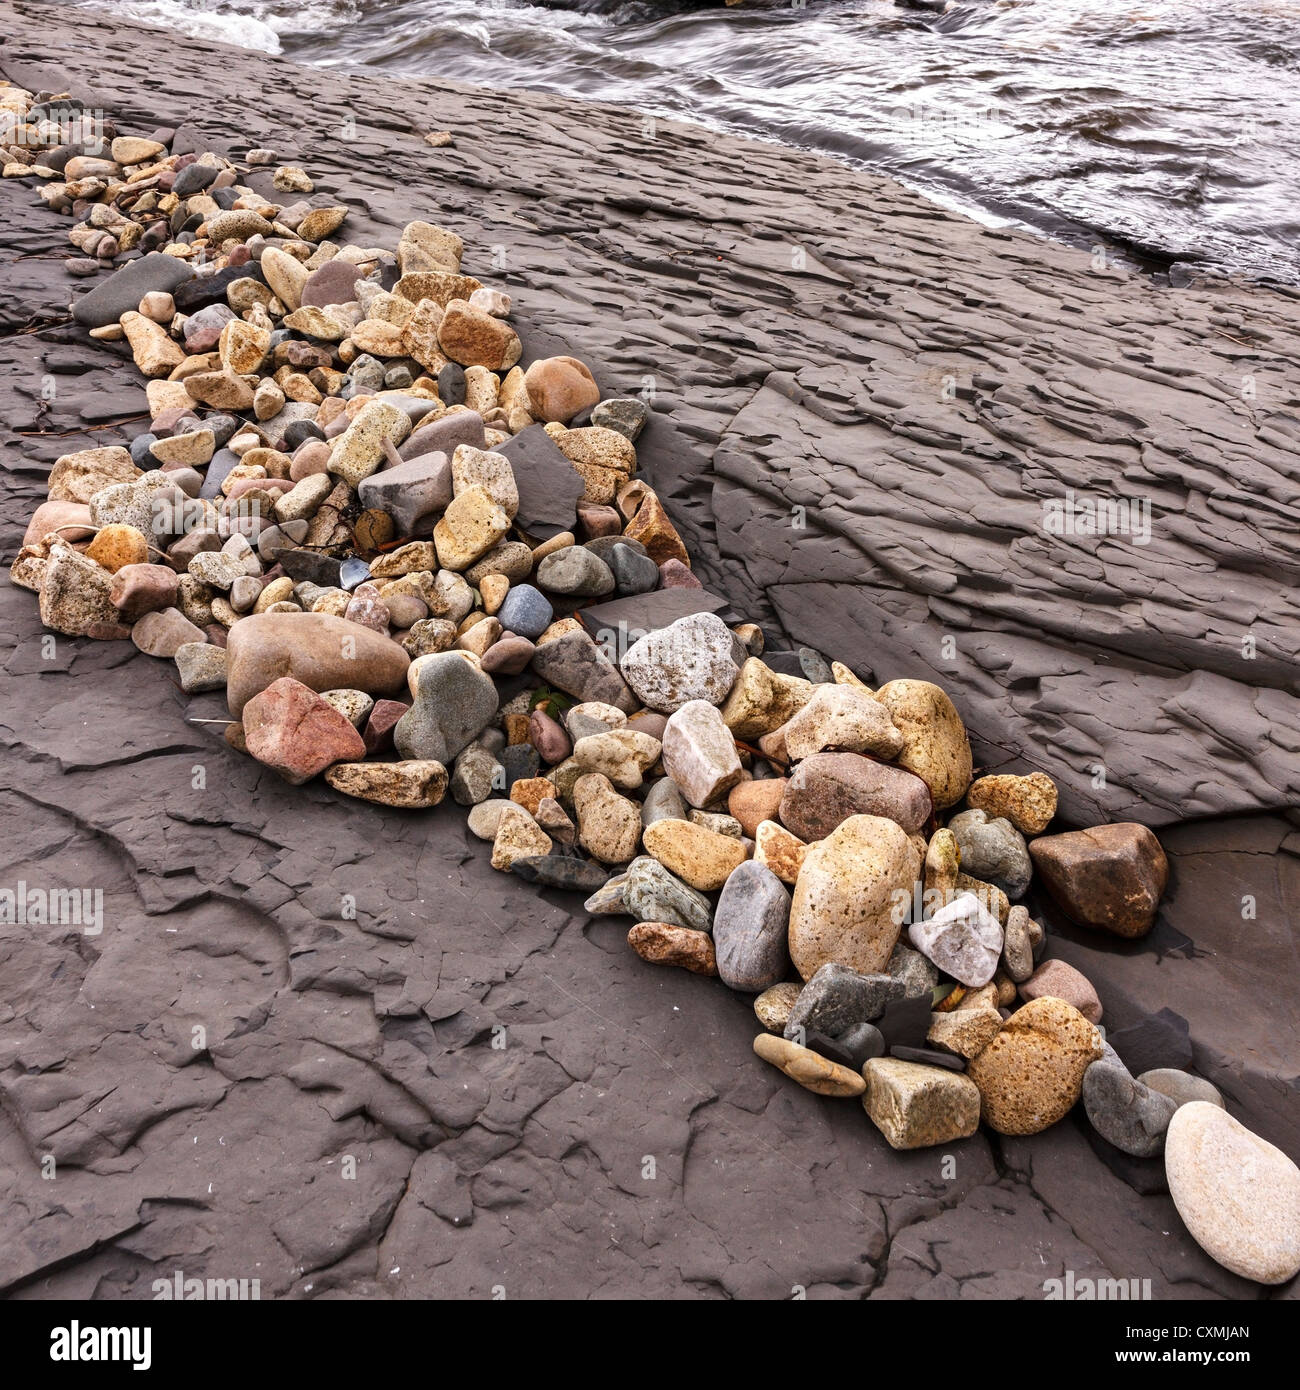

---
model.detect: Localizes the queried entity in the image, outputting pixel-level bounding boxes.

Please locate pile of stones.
[7,83,1298,1289]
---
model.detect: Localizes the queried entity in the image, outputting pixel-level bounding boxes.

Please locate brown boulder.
[1028,822,1168,938]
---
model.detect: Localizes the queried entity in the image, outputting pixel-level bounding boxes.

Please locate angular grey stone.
[887,942,940,998]
[359,450,451,535]
[449,741,505,806]
[496,424,585,541]
[72,252,194,327]
[623,856,712,933]
[784,962,906,1041]
[530,628,635,712]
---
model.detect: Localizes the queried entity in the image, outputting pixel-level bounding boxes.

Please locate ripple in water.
[67,0,1300,283]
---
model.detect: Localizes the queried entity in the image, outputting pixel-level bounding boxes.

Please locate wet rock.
[1029,822,1169,938]
[908,891,1003,988]
[712,861,791,993]
[966,996,1103,1136]
[1164,1103,1300,1284]
[788,814,921,980]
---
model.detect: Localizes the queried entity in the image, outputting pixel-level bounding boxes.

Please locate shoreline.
[1,0,1297,1299]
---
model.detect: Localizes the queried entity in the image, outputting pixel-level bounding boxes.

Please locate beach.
[0,0,1297,1300]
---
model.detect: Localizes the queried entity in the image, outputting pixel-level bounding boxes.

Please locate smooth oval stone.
[584,534,648,564]
[947,807,1033,899]
[713,860,791,993]
[536,545,615,598]
[1083,1051,1178,1157]
[1165,1102,1300,1285]
[1137,1068,1224,1111]
[495,583,552,639]
[608,542,661,596]
[641,777,689,828]
[225,611,410,717]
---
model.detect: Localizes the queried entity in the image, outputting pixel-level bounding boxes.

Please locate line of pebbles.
[5,85,1297,1287]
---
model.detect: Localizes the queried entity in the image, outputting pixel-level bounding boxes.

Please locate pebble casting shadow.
[0,1,1296,1300]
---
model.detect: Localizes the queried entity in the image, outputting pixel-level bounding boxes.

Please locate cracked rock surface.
[0,1,1296,1300]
